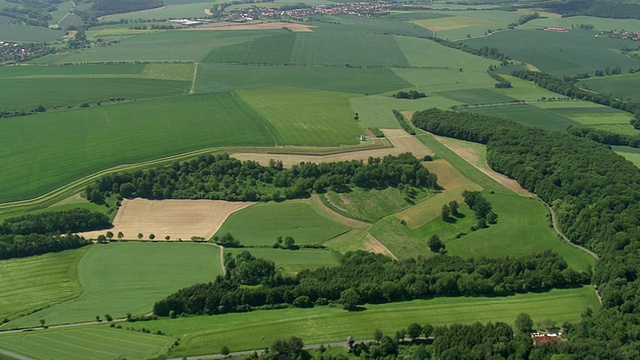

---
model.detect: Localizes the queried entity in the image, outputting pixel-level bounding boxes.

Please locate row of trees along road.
[412,108,640,358]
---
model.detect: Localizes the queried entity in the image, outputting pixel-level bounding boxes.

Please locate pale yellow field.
[413,16,497,32]
[79,198,254,241]
[185,21,314,32]
[232,129,433,167]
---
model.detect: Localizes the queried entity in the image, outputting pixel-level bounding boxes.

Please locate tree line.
[511,69,640,116]
[85,153,437,204]
[567,125,640,148]
[412,108,640,357]
[545,0,640,20]
[0,208,108,259]
[153,249,589,317]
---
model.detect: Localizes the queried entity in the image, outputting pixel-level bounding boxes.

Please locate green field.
[0,248,87,323]
[415,10,522,40]
[194,63,410,95]
[8,242,222,328]
[228,248,340,276]
[124,286,598,357]
[237,86,364,146]
[31,31,266,64]
[581,73,640,103]
[541,103,637,134]
[437,88,515,104]
[463,29,640,76]
[0,92,277,203]
[0,327,173,360]
[614,146,640,168]
[215,200,350,247]
[492,74,569,102]
[466,103,579,132]
[0,63,193,112]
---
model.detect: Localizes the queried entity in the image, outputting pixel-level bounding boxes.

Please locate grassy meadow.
[466,103,579,132]
[8,242,222,328]
[0,327,173,360]
[127,286,598,357]
[581,73,640,103]
[214,201,350,247]
[614,146,640,168]
[0,248,87,323]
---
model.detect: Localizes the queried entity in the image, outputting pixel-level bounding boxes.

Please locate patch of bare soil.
[185,21,314,32]
[364,234,398,260]
[232,129,432,167]
[79,198,254,240]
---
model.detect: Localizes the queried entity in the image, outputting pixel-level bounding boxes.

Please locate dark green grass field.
[463,30,640,76]
[0,248,87,322]
[215,201,350,247]
[437,88,515,104]
[0,92,276,203]
[581,73,640,103]
[0,77,189,113]
[0,326,173,360]
[8,242,222,327]
[194,63,411,95]
[466,103,579,131]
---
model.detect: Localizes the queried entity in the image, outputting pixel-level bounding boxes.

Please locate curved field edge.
[0,248,88,324]
[127,286,598,358]
[6,242,223,328]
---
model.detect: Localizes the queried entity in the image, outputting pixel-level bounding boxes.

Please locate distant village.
[218,2,395,22]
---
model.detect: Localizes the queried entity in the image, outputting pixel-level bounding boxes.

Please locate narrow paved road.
[542,202,599,261]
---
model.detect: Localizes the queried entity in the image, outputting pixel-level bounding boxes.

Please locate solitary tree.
[137,233,143,240]
[165,235,170,241]
[515,313,533,334]
[284,236,297,250]
[105,231,114,240]
[407,323,423,340]
[449,200,460,217]
[374,329,383,343]
[441,204,452,222]
[340,288,362,311]
[117,231,124,239]
[149,233,156,240]
[428,235,445,253]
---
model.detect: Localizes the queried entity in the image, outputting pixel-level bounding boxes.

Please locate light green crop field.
[415,10,522,40]
[0,248,87,323]
[126,286,598,357]
[0,92,276,203]
[370,216,430,259]
[466,103,579,132]
[463,29,640,76]
[614,146,640,168]
[30,31,265,64]
[392,66,496,93]
[8,242,222,328]
[324,187,432,223]
[237,86,364,146]
[581,73,640,103]
[437,88,515,104]
[228,248,339,276]
[50,1,74,24]
[0,327,173,360]
[100,2,212,21]
[203,31,297,64]
[215,201,349,246]
[194,63,410,95]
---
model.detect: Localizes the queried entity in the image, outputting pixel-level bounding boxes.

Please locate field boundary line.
[0,347,34,360]
[190,62,199,94]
